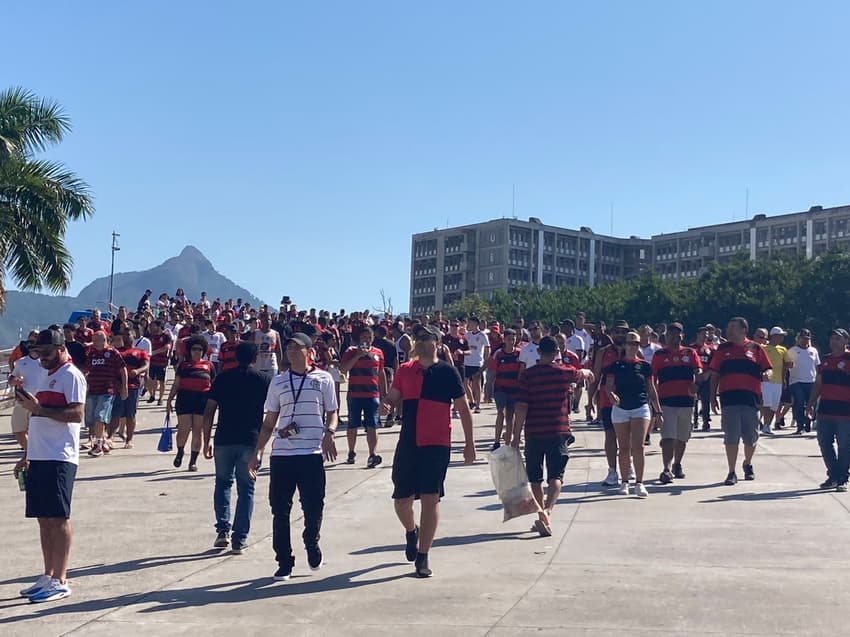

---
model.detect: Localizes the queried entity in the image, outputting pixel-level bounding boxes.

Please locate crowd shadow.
[349,531,527,555]
[75,469,172,483]
[0,563,410,623]
[700,487,831,503]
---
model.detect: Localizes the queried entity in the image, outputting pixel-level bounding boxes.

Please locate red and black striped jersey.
[489,346,522,393]
[176,359,214,393]
[516,363,580,438]
[708,340,771,407]
[85,347,126,395]
[341,346,384,398]
[652,346,702,407]
[117,347,150,390]
[149,333,173,367]
[816,352,850,419]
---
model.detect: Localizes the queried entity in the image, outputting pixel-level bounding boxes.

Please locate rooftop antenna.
[512,184,516,219]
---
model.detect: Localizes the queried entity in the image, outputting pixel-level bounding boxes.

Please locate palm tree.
[0,87,94,310]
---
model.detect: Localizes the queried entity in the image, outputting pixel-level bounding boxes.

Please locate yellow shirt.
[763,344,790,384]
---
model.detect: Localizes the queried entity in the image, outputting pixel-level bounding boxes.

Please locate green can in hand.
[17,469,26,492]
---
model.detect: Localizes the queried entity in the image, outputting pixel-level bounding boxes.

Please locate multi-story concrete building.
[409,218,651,315]
[409,204,850,315]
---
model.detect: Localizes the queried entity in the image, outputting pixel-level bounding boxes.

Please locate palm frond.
[0,87,70,159]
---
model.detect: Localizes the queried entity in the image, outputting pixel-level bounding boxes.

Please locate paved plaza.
[0,395,847,636]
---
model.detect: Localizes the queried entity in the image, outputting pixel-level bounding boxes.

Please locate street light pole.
[108,231,120,316]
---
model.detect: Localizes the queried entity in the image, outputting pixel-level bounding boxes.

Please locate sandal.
[124,441,134,449]
[532,519,553,537]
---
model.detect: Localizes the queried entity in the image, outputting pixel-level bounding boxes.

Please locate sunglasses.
[625,341,640,346]
[613,328,629,334]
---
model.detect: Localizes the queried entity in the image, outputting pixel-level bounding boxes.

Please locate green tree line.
[445,250,850,340]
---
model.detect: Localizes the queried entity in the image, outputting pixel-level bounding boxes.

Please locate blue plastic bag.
[157,414,173,452]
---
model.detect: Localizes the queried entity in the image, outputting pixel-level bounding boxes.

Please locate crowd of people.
[6,288,850,604]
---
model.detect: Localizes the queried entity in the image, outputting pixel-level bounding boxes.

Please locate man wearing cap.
[807,328,850,491]
[709,317,772,485]
[759,327,792,434]
[251,332,338,581]
[381,324,476,578]
[787,328,820,434]
[13,328,87,603]
[518,321,562,371]
[652,322,702,483]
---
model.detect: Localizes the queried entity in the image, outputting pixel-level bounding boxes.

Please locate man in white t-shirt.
[250,333,338,582]
[8,344,48,450]
[463,317,490,413]
[202,320,226,373]
[519,321,562,370]
[14,328,87,604]
[250,312,282,379]
[574,312,592,358]
[638,324,662,364]
[787,328,820,434]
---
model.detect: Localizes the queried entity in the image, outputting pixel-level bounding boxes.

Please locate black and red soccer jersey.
[149,333,172,368]
[597,345,623,410]
[690,342,714,370]
[176,359,214,393]
[117,346,150,390]
[341,346,384,398]
[516,363,580,439]
[562,349,581,369]
[76,327,94,344]
[489,346,522,393]
[218,341,239,371]
[708,340,771,408]
[85,347,126,395]
[392,360,465,447]
[443,334,468,367]
[652,346,702,407]
[816,352,850,420]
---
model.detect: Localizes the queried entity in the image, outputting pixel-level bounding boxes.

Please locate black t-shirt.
[372,338,398,371]
[66,341,87,370]
[607,359,652,410]
[209,366,270,446]
[271,320,292,341]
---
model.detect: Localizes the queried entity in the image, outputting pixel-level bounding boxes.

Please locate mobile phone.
[15,386,34,401]
[359,341,369,350]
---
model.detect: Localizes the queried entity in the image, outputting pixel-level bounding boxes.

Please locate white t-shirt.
[11,355,48,395]
[465,331,490,367]
[252,329,281,372]
[787,346,820,384]
[574,328,591,353]
[566,335,586,360]
[519,341,562,369]
[28,361,87,464]
[640,342,662,364]
[264,368,338,457]
[133,336,152,356]
[203,331,226,362]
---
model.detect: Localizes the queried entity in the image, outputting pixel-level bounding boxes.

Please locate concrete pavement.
[0,394,848,636]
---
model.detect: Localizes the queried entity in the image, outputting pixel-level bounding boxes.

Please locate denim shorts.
[348,397,380,428]
[494,391,516,411]
[85,394,115,427]
[611,403,651,423]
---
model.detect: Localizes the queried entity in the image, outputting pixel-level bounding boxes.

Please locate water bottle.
[17,469,26,492]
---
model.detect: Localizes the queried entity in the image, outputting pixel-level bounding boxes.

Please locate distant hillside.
[0,246,264,348]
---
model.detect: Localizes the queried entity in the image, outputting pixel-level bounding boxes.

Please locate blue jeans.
[790,382,814,430]
[816,418,850,484]
[214,444,256,544]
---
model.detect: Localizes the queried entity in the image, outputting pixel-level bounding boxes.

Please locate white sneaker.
[28,578,71,603]
[602,468,619,487]
[628,466,636,481]
[20,574,51,598]
[635,482,649,498]
[618,481,630,496]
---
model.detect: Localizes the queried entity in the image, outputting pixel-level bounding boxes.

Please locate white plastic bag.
[489,446,541,522]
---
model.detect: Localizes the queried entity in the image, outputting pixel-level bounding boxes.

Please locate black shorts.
[780,386,791,404]
[149,366,166,382]
[454,364,465,380]
[112,388,140,419]
[391,442,451,500]
[464,365,482,380]
[175,391,209,416]
[25,460,77,519]
[601,407,614,431]
[524,436,570,483]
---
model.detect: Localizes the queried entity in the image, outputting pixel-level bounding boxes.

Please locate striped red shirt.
[341,346,384,399]
[85,347,126,395]
[817,352,850,420]
[651,346,702,407]
[516,363,580,439]
[218,341,240,371]
[176,359,214,393]
[708,340,771,408]
[149,333,172,367]
[489,346,522,393]
[597,346,623,410]
[117,347,149,390]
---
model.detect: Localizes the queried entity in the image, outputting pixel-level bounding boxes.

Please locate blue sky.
[6,1,850,312]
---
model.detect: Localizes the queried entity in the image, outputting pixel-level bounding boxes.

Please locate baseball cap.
[624,331,641,344]
[798,328,812,337]
[285,333,312,348]
[35,328,65,347]
[614,320,630,330]
[668,322,684,332]
[831,328,850,339]
[538,335,558,353]
[769,326,787,336]
[413,324,441,340]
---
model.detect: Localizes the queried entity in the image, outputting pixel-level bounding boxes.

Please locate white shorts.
[11,404,30,434]
[761,383,782,411]
[328,366,341,383]
[612,404,651,423]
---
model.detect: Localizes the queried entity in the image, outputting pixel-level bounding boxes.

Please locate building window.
[490,232,497,243]
[487,271,495,283]
[489,252,495,264]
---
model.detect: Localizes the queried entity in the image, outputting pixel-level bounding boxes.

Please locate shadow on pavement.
[75,469,172,482]
[700,487,832,503]
[0,563,409,622]
[350,531,528,555]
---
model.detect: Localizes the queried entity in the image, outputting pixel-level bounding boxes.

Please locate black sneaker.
[672,463,685,480]
[776,418,786,429]
[565,434,576,447]
[147,396,156,404]
[820,478,838,489]
[743,464,754,481]
[804,422,812,433]
[724,472,738,486]
[274,558,294,581]
[414,552,432,578]
[791,429,803,436]
[405,526,420,562]
[231,541,246,555]
[692,421,699,430]
[702,424,710,432]
[644,433,651,446]
[491,441,501,452]
[366,454,382,469]
[173,450,184,468]
[659,470,673,484]
[213,531,230,548]
[307,545,323,571]
[345,451,356,465]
